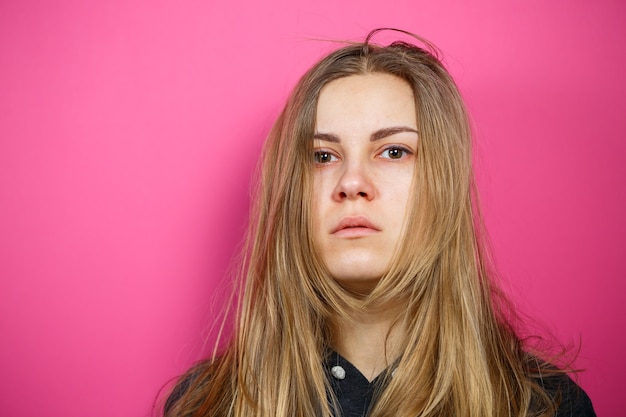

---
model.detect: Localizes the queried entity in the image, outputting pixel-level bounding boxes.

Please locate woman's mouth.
[331,216,381,238]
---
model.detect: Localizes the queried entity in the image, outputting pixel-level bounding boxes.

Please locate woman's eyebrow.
[313,127,418,143]
[370,126,419,141]
[312,132,341,142]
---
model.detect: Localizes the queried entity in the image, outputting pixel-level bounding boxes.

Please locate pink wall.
[1,1,624,416]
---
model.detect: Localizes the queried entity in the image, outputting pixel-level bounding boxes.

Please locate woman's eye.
[314,151,337,164]
[380,147,411,160]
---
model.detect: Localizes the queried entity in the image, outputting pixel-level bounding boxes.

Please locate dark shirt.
[326,351,596,417]
[165,352,596,416]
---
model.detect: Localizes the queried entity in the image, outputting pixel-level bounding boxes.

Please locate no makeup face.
[312,73,418,294]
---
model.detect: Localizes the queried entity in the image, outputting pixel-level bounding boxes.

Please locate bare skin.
[313,73,417,380]
[331,306,404,381]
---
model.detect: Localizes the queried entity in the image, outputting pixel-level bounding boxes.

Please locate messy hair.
[164,29,560,417]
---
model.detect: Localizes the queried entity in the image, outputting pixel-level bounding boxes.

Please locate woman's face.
[312,72,418,294]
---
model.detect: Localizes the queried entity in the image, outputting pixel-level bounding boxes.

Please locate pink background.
[1,1,624,416]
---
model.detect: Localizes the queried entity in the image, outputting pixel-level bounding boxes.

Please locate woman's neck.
[330,307,404,382]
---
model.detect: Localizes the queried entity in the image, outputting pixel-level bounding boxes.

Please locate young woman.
[163,29,596,417]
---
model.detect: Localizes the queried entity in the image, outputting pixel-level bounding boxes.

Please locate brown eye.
[314,151,336,164]
[388,149,402,159]
[380,147,411,160]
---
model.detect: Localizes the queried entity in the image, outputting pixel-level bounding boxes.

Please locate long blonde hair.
[165,29,560,417]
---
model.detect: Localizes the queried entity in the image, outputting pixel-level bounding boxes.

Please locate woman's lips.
[331,216,380,238]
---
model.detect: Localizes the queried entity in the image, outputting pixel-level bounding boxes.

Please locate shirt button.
[331,365,346,380]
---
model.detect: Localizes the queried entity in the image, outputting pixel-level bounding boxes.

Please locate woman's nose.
[332,160,375,202]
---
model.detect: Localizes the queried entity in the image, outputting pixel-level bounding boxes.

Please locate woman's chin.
[331,272,384,296]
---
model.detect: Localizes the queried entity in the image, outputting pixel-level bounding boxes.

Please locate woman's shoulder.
[534,371,596,417]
